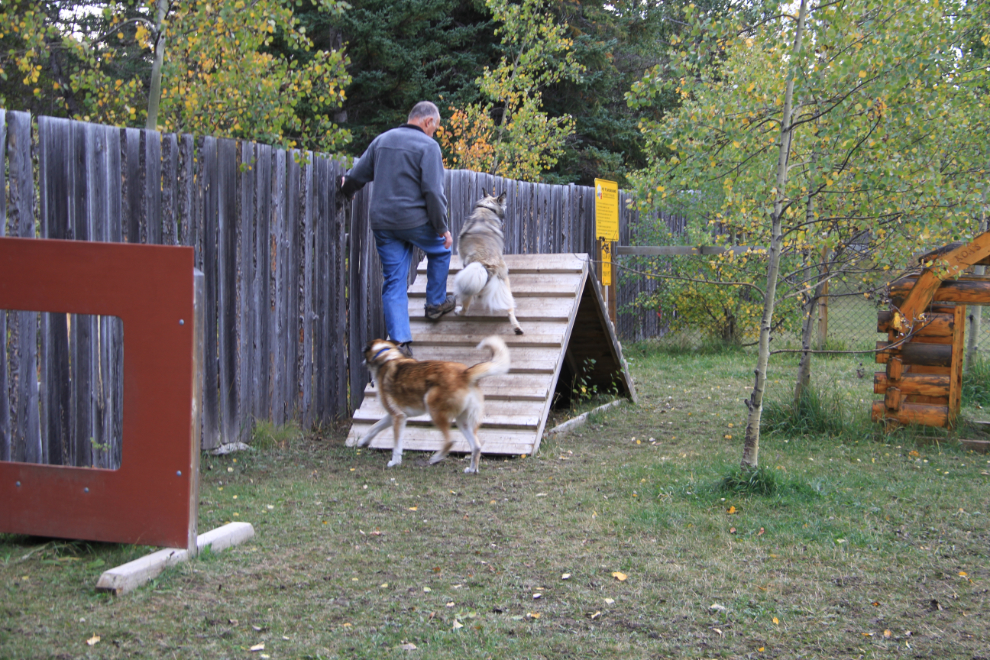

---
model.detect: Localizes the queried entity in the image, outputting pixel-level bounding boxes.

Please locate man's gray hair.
[408,101,440,123]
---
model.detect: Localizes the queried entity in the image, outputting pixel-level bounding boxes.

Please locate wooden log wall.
[873,300,972,428]
[1,111,660,466]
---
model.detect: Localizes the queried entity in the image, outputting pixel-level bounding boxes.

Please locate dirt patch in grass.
[3,345,990,658]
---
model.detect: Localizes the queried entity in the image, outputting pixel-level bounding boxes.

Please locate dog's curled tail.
[454,261,489,299]
[465,335,510,383]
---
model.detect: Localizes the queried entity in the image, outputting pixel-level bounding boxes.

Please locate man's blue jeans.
[373,224,451,344]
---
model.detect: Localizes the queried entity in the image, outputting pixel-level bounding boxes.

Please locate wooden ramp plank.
[418,254,589,274]
[354,398,544,429]
[364,374,554,401]
[407,296,574,320]
[346,253,635,457]
[348,424,539,456]
[409,274,583,297]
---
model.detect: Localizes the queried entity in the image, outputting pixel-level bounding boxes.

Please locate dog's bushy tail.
[454,262,488,299]
[465,335,510,383]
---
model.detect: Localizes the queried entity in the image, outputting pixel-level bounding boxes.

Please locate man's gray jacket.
[340,125,448,236]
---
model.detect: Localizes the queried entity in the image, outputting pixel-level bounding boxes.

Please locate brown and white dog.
[358,336,510,473]
[454,190,524,335]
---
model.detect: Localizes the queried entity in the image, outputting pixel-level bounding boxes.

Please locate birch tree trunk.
[965,193,987,370]
[145,0,169,130]
[794,157,819,403]
[741,0,809,469]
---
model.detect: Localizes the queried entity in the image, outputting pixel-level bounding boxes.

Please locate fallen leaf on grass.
[883,630,892,638]
[713,628,723,636]
[727,506,738,515]
[561,573,571,580]
[397,642,418,650]
[527,612,541,619]
[533,593,542,600]
[446,602,455,608]
[423,587,431,592]
[710,603,726,612]
[729,527,737,534]
[772,617,779,625]
[604,598,615,605]
[452,620,463,630]
[959,571,968,577]
[250,643,265,652]
[590,611,602,620]
[872,601,881,607]
[86,635,100,646]
[757,527,765,537]
[408,507,418,511]
[611,572,627,581]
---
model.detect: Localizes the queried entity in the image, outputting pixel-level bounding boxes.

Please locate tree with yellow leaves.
[629,0,988,468]
[438,0,583,182]
[0,0,351,152]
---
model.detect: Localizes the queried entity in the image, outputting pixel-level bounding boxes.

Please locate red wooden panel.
[0,237,198,550]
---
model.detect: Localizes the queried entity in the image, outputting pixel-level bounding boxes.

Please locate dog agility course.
[346,253,637,458]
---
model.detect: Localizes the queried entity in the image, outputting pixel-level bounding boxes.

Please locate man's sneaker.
[425,294,456,321]
[397,342,413,358]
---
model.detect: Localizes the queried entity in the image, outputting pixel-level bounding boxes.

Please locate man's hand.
[335,176,350,212]
[442,231,452,250]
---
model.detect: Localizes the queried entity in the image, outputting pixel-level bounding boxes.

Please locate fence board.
[313,156,330,421]
[70,121,96,468]
[39,117,70,466]
[106,126,124,468]
[124,128,142,243]
[255,144,273,422]
[286,151,302,420]
[238,142,256,434]
[145,131,162,245]
[201,136,220,449]
[301,156,315,427]
[348,186,370,412]
[8,112,40,463]
[332,163,349,416]
[217,138,239,445]
[162,133,178,245]
[272,149,288,424]
[178,135,194,249]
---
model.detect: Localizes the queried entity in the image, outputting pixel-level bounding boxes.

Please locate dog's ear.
[482,187,488,199]
[497,192,506,205]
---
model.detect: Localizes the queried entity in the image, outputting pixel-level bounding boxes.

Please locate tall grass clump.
[761,380,853,437]
[714,464,782,496]
[250,419,303,450]
[963,354,990,408]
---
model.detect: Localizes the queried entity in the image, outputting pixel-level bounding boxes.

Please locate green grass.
[3,345,990,658]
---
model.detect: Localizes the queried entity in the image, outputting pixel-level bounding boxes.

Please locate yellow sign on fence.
[595,179,619,285]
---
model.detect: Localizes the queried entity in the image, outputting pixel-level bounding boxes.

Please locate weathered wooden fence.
[0,111,665,466]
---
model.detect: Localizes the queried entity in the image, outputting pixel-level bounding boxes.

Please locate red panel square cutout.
[0,237,199,550]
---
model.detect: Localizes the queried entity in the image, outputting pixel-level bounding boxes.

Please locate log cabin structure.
[874,233,990,428]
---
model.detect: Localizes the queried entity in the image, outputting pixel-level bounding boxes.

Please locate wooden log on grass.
[871,401,948,427]
[874,372,950,397]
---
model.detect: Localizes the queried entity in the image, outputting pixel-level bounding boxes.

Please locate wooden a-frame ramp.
[345,253,637,456]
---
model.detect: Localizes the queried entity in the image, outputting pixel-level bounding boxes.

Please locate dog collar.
[372,347,391,361]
